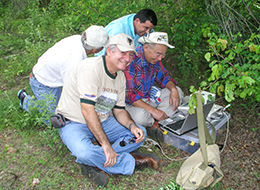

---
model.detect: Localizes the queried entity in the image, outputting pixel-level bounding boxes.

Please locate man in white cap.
[124,32,184,141]
[55,33,160,187]
[17,25,109,115]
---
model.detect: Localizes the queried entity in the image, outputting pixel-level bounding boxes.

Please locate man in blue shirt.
[95,9,157,56]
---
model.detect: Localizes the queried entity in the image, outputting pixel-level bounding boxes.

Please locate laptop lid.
[160,101,214,135]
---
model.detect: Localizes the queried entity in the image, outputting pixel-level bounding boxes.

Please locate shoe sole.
[17,89,27,107]
[81,164,109,187]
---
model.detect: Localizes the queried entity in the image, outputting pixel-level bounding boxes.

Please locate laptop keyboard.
[166,119,185,131]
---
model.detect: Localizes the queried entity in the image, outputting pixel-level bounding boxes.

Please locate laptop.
[159,101,214,135]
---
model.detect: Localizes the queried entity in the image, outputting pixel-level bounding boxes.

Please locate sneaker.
[131,152,160,170]
[17,89,28,106]
[81,164,109,187]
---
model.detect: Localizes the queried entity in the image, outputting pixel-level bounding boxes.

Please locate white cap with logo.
[83,25,109,48]
[138,32,175,48]
[108,33,137,55]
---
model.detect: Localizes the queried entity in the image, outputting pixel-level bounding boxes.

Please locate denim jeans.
[59,116,147,175]
[22,75,61,114]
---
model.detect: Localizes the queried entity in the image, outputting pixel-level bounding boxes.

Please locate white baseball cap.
[108,33,137,55]
[138,32,175,48]
[83,25,109,48]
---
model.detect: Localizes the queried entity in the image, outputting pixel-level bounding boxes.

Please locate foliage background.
[0,0,259,189]
[1,0,259,101]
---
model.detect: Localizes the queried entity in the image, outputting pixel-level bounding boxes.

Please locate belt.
[64,117,70,122]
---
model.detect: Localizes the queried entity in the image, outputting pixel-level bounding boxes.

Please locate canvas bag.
[176,91,223,189]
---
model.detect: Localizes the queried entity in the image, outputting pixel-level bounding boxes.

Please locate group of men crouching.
[17,9,184,187]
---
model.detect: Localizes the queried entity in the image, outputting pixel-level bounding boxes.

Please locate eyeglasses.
[155,51,166,58]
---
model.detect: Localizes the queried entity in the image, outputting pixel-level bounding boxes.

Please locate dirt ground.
[103,98,260,189]
[213,99,260,189]
[1,98,259,190]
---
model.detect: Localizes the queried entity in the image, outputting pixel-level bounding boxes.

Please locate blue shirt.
[95,14,142,56]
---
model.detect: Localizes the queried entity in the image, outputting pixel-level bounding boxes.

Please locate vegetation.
[0,0,259,189]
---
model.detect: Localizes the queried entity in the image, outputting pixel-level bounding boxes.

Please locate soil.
[1,81,260,190]
[213,99,260,189]
[111,98,260,189]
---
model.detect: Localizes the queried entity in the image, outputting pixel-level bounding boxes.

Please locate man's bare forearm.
[81,103,110,147]
[113,108,145,143]
[166,81,178,92]
[113,108,135,129]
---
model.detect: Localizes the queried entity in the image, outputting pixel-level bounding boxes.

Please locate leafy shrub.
[202,31,260,103]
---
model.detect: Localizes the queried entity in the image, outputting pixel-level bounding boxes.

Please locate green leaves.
[205,52,211,62]
[200,29,260,103]
[225,83,235,102]
[217,38,228,51]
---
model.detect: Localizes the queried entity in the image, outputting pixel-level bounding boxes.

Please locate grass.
[1,2,252,189]
[1,85,231,189]
[1,125,183,189]
[0,81,184,189]
[0,3,185,189]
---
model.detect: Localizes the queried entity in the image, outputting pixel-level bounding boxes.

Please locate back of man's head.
[81,25,109,50]
[134,9,157,26]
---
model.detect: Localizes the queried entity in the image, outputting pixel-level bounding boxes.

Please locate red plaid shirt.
[124,46,177,105]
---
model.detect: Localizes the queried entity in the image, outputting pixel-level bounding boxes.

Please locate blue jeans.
[23,75,61,115]
[59,116,147,175]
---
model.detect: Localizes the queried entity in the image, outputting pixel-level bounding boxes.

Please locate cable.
[141,138,189,161]
[142,104,231,160]
[219,104,230,154]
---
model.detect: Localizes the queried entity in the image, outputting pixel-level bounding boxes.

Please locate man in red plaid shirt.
[124,32,184,140]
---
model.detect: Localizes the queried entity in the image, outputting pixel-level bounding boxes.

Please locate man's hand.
[81,103,118,168]
[130,124,145,143]
[166,81,180,111]
[113,109,146,143]
[150,108,168,121]
[102,144,119,167]
[169,87,180,111]
[132,99,168,121]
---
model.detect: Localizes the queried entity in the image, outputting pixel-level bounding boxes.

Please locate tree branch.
[242,0,260,25]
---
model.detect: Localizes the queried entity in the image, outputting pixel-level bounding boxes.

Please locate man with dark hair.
[17,25,109,116]
[95,8,157,56]
[55,33,160,187]
[134,8,157,27]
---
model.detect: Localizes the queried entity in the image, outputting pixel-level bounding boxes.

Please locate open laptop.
[159,101,214,135]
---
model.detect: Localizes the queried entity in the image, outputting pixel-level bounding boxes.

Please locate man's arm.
[132,99,168,121]
[166,81,180,111]
[81,103,118,167]
[113,108,145,143]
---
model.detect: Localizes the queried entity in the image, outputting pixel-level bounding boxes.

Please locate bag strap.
[196,91,217,168]
[196,91,208,168]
